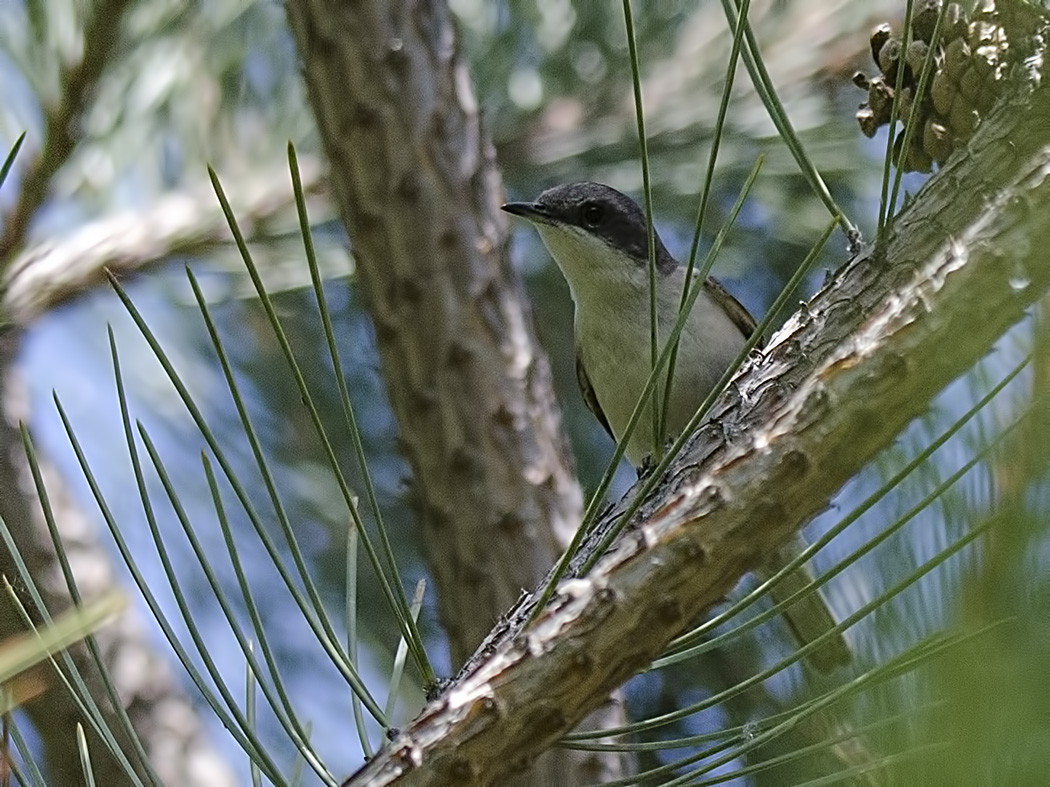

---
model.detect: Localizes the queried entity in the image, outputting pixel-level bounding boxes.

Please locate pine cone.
[853,0,1010,172]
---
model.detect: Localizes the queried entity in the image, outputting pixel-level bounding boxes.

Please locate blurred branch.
[0,0,136,266]
[347,73,1050,786]
[0,154,323,779]
[1,160,325,325]
[0,3,319,779]
[514,0,902,183]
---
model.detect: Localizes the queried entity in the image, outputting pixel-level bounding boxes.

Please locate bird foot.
[635,453,656,480]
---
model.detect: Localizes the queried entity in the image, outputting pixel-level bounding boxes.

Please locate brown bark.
[283,0,580,662]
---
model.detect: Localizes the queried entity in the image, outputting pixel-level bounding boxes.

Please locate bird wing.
[575,348,614,440]
[704,276,759,343]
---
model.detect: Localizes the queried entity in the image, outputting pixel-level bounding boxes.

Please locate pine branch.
[0,0,136,266]
[2,160,325,325]
[346,76,1050,786]
[0,334,238,786]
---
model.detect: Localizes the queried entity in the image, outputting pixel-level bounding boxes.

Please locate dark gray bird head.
[502,183,678,291]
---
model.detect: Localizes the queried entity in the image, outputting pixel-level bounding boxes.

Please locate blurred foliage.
[0,0,314,224]
[1,0,1048,784]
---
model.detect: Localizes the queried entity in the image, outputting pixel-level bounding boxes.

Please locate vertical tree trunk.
[283,0,629,782]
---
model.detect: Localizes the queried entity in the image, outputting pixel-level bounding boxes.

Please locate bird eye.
[582,202,603,227]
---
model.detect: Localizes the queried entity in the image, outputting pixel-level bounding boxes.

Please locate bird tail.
[756,534,851,673]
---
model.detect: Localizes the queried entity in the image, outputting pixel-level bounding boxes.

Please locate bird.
[503,182,850,672]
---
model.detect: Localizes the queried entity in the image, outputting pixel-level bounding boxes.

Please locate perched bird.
[503,182,850,672]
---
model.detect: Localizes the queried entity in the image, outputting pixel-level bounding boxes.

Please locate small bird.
[503,182,850,672]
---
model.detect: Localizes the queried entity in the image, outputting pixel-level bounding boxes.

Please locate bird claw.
[635,454,656,480]
[636,437,680,480]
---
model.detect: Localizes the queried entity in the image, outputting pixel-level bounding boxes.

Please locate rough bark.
[283,0,580,662]
[283,0,630,783]
[344,74,1050,786]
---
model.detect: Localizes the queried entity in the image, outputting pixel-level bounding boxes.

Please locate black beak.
[501,201,553,224]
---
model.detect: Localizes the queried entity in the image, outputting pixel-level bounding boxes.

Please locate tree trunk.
[283,0,630,783]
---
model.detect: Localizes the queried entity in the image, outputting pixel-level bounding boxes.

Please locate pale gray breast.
[575,281,749,465]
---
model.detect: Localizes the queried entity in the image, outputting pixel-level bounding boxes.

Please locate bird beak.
[501,201,553,225]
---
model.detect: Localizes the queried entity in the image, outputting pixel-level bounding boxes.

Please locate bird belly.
[579,332,660,465]
[577,290,746,466]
